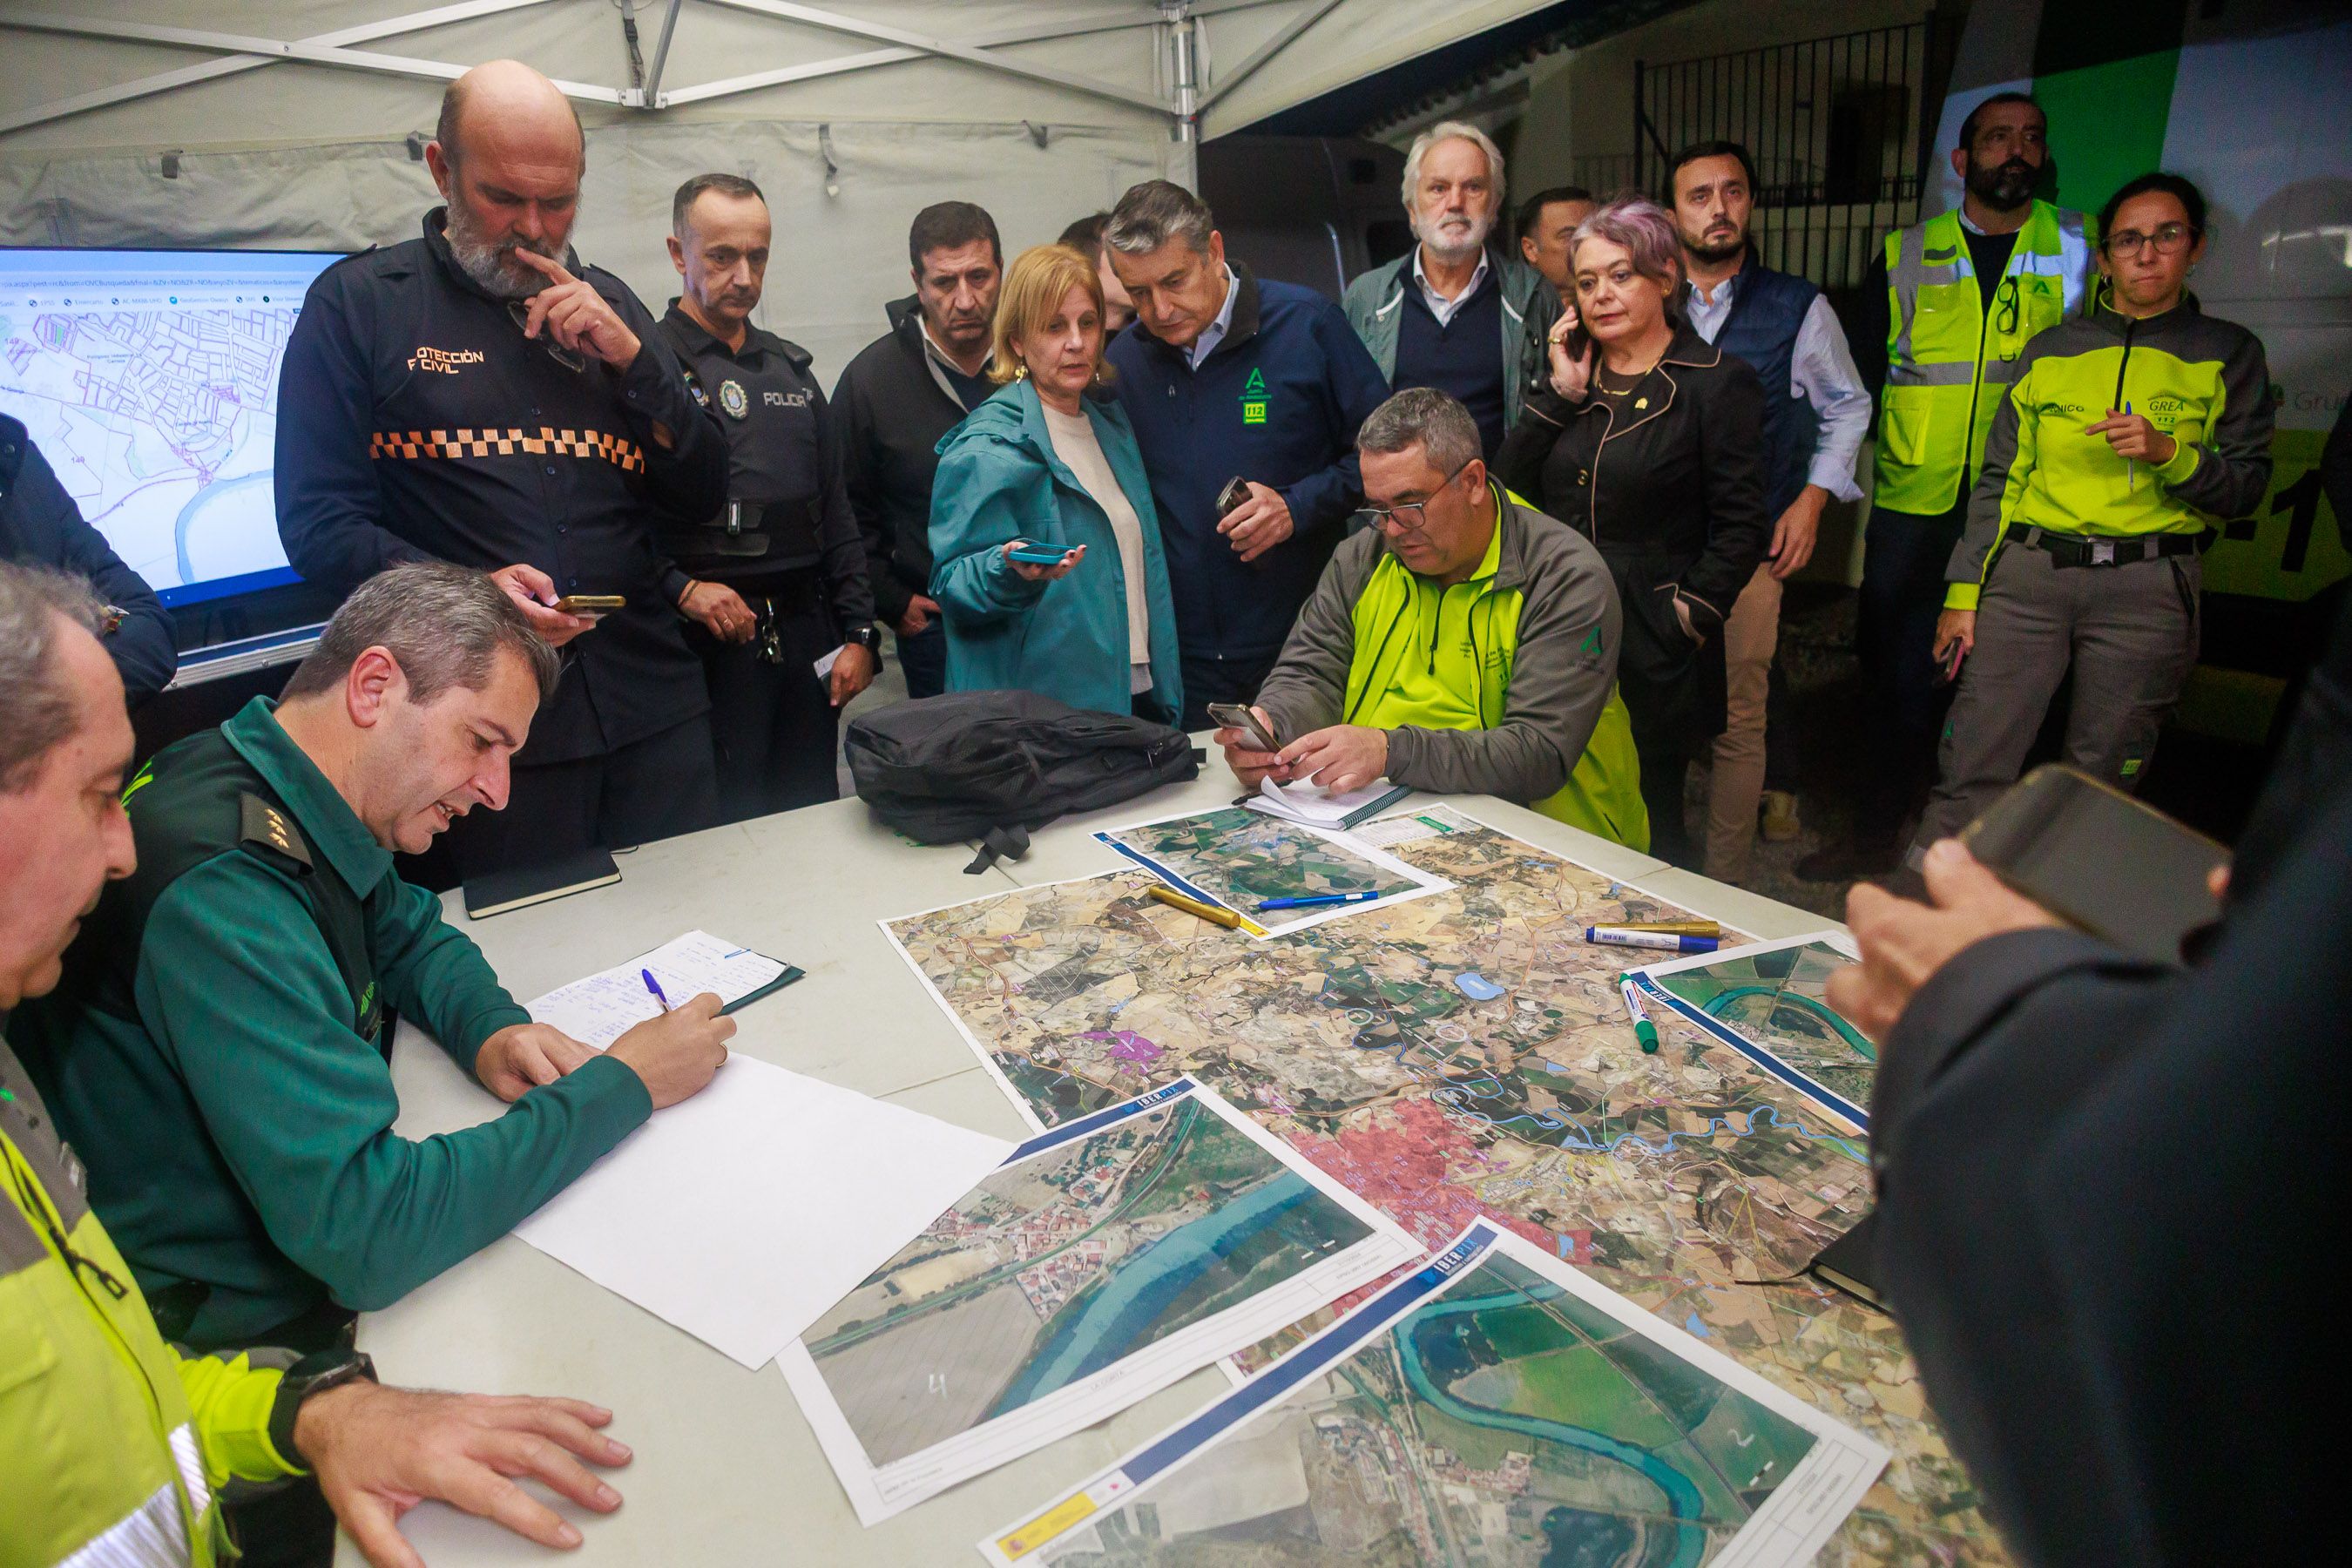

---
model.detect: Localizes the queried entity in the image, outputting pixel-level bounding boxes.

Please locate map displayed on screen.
[0,248,342,605]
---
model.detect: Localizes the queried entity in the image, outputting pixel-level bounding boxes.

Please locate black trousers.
[444,713,719,877]
[689,578,845,823]
[895,618,947,700]
[1179,648,1282,733]
[1855,496,1970,838]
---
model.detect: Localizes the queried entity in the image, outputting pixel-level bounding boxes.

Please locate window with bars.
[1630,16,1962,308]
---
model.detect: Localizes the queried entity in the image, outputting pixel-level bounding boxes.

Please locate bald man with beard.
[275,61,731,882]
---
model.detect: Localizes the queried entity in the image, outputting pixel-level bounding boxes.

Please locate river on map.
[988,1173,1328,1416]
[1396,1294,1710,1568]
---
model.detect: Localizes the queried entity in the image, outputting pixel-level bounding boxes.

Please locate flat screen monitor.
[0,247,345,606]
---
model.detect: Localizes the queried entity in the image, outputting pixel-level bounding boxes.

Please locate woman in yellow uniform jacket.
[1914,173,2273,854]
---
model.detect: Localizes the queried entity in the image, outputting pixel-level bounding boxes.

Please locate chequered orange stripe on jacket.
[369,427,646,473]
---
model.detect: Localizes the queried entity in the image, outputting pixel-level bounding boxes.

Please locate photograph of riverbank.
[781,1079,1418,1524]
[985,1225,1887,1568]
[1635,934,1875,1126]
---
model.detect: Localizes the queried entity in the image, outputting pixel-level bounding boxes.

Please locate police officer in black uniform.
[274,62,730,878]
[656,174,878,820]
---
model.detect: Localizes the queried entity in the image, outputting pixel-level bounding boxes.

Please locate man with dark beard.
[1800,92,2092,882]
[275,59,729,881]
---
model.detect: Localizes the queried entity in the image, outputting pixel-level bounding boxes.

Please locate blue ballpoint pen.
[1257,889,1382,911]
[640,968,672,1010]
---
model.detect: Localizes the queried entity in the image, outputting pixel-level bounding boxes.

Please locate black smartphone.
[1205,702,1278,751]
[1963,765,2227,965]
[1214,476,1251,519]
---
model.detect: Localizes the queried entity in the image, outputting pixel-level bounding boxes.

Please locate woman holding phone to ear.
[1910,172,2273,857]
[929,243,1185,721]
[1496,199,1771,867]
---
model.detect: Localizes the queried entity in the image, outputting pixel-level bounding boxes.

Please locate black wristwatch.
[269,1347,379,1463]
[846,623,882,655]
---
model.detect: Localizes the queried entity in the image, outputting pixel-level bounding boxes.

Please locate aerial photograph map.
[1643,939,1878,1115]
[787,1080,1415,1522]
[886,808,2005,1565]
[1103,808,1440,929]
[1007,1239,1879,1568]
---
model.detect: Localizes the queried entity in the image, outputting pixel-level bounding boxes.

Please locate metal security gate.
[1630,14,1960,306]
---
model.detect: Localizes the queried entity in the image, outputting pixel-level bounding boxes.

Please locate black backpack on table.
[846,690,1199,848]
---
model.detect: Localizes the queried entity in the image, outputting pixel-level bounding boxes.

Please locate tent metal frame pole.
[1195,0,1345,112]
[658,6,1256,110]
[639,0,685,109]
[0,1,621,132]
[700,0,1168,117]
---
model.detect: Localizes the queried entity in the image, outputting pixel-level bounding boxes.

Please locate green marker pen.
[1619,975,1661,1054]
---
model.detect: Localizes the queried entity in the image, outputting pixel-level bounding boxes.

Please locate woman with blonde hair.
[929,243,1183,720]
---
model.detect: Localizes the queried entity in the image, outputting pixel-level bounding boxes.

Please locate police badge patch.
[719,378,750,420]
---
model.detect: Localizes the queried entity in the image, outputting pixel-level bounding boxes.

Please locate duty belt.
[2016,526,2210,569]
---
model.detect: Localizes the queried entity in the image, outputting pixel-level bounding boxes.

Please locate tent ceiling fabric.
[0,0,1557,382]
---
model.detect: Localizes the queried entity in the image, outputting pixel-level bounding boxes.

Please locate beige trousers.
[1705,563,1782,883]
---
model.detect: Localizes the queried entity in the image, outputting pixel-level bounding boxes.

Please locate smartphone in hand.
[551,594,625,614]
[1206,701,1278,751]
[1006,541,1074,566]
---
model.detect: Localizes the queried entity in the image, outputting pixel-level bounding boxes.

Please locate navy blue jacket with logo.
[274,210,729,764]
[1105,265,1391,666]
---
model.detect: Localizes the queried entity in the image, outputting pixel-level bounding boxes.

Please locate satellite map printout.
[1636,936,1876,1128]
[779,1078,1416,1524]
[886,808,2011,1564]
[1098,807,1450,937]
[982,1223,1887,1568]
[0,250,339,600]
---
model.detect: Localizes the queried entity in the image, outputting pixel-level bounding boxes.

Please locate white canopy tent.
[0,0,1558,382]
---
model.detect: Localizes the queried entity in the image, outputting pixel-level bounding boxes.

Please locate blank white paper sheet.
[513,1055,1014,1369]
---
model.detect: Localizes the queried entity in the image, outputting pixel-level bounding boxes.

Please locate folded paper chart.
[1630,933,1874,1130]
[1095,805,1450,937]
[982,1221,1889,1567]
[512,1055,1012,1369]
[779,1078,1420,1525]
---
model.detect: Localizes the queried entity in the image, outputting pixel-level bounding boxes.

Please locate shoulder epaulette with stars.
[238,793,314,874]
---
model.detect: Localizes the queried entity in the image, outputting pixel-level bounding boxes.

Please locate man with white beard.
[276,59,730,881]
[1342,122,1558,459]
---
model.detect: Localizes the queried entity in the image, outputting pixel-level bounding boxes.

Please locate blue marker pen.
[1258,889,1382,911]
[2125,401,2137,491]
[640,968,672,1010]
[1585,927,1718,954]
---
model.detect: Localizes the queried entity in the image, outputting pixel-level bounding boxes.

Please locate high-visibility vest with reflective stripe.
[3,1041,294,1568]
[1873,201,2091,514]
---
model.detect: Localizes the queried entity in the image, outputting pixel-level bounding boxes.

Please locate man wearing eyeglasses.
[276,60,729,881]
[1213,389,1647,848]
[1807,92,2092,882]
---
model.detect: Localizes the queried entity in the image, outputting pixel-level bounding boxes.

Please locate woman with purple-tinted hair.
[1496,197,1772,866]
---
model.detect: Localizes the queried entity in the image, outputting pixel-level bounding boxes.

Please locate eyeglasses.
[2103,223,2195,258]
[1994,275,2021,336]
[1362,462,1472,537]
[506,300,586,373]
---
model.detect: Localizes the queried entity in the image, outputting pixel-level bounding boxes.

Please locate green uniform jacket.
[1945,295,2274,609]
[12,699,652,1350]
[1253,486,1649,848]
[3,1033,298,1568]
